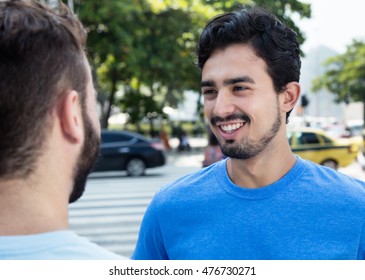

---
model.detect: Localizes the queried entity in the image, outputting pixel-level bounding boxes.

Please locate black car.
[93,130,166,176]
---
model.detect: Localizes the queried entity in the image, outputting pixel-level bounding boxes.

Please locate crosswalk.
[69,177,161,258]
[69,154,203,258]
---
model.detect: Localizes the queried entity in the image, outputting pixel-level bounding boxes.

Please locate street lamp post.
[46,0,58,9]
[67,0,74,12]
[44,0,73,11]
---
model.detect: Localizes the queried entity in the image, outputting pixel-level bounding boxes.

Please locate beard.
[214,99,282,160]
[69,113,100,203]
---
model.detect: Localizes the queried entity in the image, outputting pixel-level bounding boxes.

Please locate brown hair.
[0,0,88,179]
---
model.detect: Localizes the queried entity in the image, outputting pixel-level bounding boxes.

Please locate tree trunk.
[363,93,365,130]
[149,118,155,138]
[101,67,118,129]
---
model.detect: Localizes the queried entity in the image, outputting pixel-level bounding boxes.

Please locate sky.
[297,0,365,54]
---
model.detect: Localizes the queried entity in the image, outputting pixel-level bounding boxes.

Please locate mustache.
[210,114,251,125]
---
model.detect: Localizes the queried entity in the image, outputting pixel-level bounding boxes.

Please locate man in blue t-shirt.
[132,7,365,260]
[0,0,123,259]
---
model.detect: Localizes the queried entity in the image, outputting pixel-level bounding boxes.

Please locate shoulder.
[305,158,365,185]
[62,232,126,259]
[0,231,126,260]
[301,159,365,203]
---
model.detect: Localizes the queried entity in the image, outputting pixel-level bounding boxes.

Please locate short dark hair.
[196,7,301,121]
[0,0,88,179]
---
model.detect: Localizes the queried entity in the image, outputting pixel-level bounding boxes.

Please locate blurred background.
[42,0,365,257]
[44,0,364,141]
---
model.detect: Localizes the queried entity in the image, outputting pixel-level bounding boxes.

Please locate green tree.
[312,40,365,124]
[73,0,203,130]
[70,0,311,132]
[74,0,146,128]
[121,6,202,133]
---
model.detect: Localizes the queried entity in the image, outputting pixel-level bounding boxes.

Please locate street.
[69,151,203,258]
[69,152,365,258]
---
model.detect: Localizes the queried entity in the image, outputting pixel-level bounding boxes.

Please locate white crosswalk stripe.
[69,178,162,258]
[68,156,202,258]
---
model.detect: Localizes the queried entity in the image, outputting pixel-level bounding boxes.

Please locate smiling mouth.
[219,122,245,133]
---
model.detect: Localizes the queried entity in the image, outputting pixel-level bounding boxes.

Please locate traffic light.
[301,95,309,108]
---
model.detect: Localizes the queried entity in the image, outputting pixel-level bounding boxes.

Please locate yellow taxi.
[287,128,359,170]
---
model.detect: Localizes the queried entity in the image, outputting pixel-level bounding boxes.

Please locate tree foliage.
[67,0,311,131]
[312,40,365,107]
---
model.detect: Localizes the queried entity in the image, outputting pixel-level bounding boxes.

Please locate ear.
[280,82,301,114]
[58,90,83,144]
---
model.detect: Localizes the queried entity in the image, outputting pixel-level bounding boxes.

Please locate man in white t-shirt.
[0,0,123,259]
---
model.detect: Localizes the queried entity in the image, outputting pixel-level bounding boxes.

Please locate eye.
[233,85,247,91]
[202,88,217,96]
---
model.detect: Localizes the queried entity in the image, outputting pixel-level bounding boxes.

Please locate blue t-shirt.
[132,157,365,260]
[0,230,125,259]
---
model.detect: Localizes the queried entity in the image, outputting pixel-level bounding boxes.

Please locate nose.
[213,89,236,118]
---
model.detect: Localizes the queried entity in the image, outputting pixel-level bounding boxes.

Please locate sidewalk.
[168,137,208,152]
[166,137,207,168]
[338,160,365,182]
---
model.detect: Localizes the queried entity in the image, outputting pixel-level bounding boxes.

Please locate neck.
[227,139,296,189]
[0,176,69,236]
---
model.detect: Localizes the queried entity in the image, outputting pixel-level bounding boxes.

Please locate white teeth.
[220,122,244,132]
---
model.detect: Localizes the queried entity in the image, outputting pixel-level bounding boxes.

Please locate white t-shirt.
[0,230,125,259]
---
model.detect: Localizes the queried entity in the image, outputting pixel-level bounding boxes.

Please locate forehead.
[201,44,269,82]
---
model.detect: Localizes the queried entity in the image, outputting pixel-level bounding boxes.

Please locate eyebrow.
[200,76,255,88]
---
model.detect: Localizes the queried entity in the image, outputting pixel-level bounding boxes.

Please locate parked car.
[93,130,166,176]
[345,120,365,154]
[287,128,359,170]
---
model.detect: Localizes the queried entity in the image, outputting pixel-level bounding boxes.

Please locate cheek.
[244,98,277,131]
[250,95,276,114]
[203,100,215,117]
[253,99,281,128]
